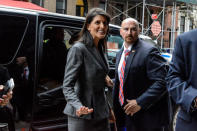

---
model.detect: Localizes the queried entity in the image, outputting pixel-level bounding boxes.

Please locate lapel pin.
[132,50,135,53]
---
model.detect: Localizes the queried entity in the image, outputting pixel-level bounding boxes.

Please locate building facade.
[20,0,197,49]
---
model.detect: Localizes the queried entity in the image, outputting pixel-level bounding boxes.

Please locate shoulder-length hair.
[71,8,110,52]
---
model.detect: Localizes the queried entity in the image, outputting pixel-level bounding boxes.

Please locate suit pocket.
[177,109,192,122]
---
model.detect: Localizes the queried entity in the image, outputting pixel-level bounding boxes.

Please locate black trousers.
[116,112,165,131]
[67,116,110,131]
[0,106,15,131]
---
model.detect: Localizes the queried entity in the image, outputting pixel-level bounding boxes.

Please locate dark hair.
[71,8,110,51]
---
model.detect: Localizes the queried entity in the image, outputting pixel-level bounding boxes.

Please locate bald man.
[113,18,170,131]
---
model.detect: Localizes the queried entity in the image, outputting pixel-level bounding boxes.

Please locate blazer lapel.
[103,52,109,70]
[86,46,108,72]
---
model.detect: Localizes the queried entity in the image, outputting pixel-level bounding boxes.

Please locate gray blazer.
[62,42,109,120]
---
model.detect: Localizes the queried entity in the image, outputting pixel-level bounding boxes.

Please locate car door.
[31,16,82,131]
[0,8,38,131]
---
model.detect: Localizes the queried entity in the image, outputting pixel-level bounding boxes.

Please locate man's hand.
[0,85,12,106]
[124,99,141,116]
[76,106,93,117]
[105,75,114,88]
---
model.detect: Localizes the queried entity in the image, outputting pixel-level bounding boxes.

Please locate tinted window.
[0,14,28,64]
[34,25,79,121]
[107,35,123,50]
[107,35,123,69]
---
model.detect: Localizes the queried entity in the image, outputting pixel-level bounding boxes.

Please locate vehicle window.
[1,15,35,126]
[107,35,123,68]
[34,26,79,120]
[0,14,28,64]
[107,35,123,50]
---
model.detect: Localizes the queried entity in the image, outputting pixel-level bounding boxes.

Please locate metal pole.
[40,0,43,6]
[126,0,129,18]
[172,2,176,49]
[105,0,108,12]
[135,3,138,19]
[142,0,145,34]
[111,2,142,20]
[170,3,174,50]
[186,3,189,31]
[170,2,176,50]
[147,13,149,35]
[160,0,165,49]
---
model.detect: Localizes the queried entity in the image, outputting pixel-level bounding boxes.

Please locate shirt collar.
[123,42,132,52]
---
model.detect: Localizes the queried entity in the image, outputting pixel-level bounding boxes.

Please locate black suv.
[0,5,121,131]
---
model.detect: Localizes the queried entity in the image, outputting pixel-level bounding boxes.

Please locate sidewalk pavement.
[15,121,30,131]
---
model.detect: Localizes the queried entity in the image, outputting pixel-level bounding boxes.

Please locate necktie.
[23,68,27,80]
[119,50,130,106]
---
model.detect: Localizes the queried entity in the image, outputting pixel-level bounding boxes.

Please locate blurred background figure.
[11,56,30,122]
[41,27,68,84]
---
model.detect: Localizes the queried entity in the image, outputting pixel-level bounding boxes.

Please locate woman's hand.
[0,85,13,106]
[105,75,114,88]
[76,106,93,117]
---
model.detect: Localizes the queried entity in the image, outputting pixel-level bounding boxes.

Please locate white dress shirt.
[22,66,29,80]
[118,43,132,81]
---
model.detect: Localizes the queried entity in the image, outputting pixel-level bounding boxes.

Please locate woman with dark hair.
[62,8,113,131]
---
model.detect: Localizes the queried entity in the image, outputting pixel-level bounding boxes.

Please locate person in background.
[42,27,68,82]
[62,8,113,131]
[113,18,170,131]
[166,29,197,131]
[12,56,30,121]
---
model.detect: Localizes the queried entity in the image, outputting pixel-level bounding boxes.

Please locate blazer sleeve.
[136,47,167,110]
[166,37,197,113]
[62,45,83,110]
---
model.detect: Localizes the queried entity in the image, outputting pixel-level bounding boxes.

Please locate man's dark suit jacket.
[113,39,170,128]
[167,29,197,130]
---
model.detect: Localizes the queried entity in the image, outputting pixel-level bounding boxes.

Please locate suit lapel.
[123,40,140,85]
[86,46,108,72]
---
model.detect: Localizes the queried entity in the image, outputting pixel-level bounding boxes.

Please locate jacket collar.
[81,33,108,73]
[124,39,141,84]
[116,39,141,84]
